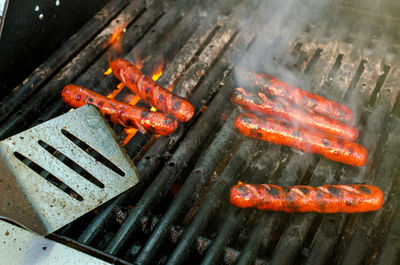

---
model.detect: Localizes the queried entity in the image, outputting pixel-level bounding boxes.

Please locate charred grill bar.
[1,0,400,264]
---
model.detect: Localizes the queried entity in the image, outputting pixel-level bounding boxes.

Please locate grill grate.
[1,0,400,264]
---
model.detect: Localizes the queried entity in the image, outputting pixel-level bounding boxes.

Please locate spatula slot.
[61,129,126,177]
[38,140,105,189]
[13,152,84,201]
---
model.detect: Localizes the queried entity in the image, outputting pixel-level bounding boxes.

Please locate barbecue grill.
[1,0,400,264]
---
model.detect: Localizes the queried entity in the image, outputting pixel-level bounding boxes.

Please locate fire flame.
[133,52,143,70]
[128,95,141,106]
[107,82,124,99]
[152,70,163,81]
[148,65,164,112]
[122,93,143,146]
[151,61,164,82]
[105,23,128,68]
[107,23,127,54]
[104,67,112,76]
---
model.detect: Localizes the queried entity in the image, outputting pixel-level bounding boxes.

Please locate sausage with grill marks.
[231,87,358,141]
[236,67,354,124]
[111,58,195,122]
[230,183,384,213]
[234,113,367,167]
[62,84,178,136]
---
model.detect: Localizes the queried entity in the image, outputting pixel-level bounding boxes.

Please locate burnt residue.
[327,186,342,196]
[322,138,331,148]
[141,110,149,117]
[266,186,281,196]
[299,187,310,194]
[358,185,371,194]
[172,100,181,111]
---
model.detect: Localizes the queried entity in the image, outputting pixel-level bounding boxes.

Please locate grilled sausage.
[111,58,195,122]
[235,67,354,123]
[231,87,358,141]
[230,183,384,213]
[234,113,367,167]
[62,84,178,136]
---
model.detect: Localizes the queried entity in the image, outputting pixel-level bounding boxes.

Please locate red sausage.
[234,113,367,167]
[230,183,384,213]
[235,67,354,124]
[111,58,195,122]
[62,84,178,136]
[231,87,358,141]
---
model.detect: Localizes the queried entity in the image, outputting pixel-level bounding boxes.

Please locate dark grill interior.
[1,0,400,264]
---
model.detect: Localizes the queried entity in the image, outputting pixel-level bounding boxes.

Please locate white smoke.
[234,0,334,89]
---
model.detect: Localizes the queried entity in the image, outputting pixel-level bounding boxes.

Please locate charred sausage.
[231,87,358,141]
[62,84,178,136]
[230,183,384,213]
[235,67,354,123]
[111,58,195,122]
[234,113,367,167]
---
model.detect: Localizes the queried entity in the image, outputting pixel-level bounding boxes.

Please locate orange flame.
[107,24,127,54]
[105,23,128,66]
[128,95,141,106]
[133,51,143,70]
[122,128,138,146]
[122,94,142,146]
[151,62,164,81]
[107,83,124,99]
[136,60,143,70]
[152,70,163,81]
[104,67,112,76]
[149,63,164,111]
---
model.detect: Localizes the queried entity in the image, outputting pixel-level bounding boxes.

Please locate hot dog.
[231,87,358,141]
[230,183,384,213]
[111,58,195,122]
[235,67,354,124]
[234,113,367,167]
[62,84,178,136]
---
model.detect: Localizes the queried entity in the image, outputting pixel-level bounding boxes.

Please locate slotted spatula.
[0,104,139,235]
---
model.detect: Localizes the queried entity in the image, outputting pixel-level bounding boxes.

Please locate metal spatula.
[0,105,139,235]
[0,219,111,264]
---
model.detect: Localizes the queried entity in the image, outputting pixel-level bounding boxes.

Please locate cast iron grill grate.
[1,0,400,264]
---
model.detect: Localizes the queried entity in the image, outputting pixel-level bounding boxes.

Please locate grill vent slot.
[61,129,125,177]
[13,151,84,201]
[368,64,391,107]
[38,140,105,189]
